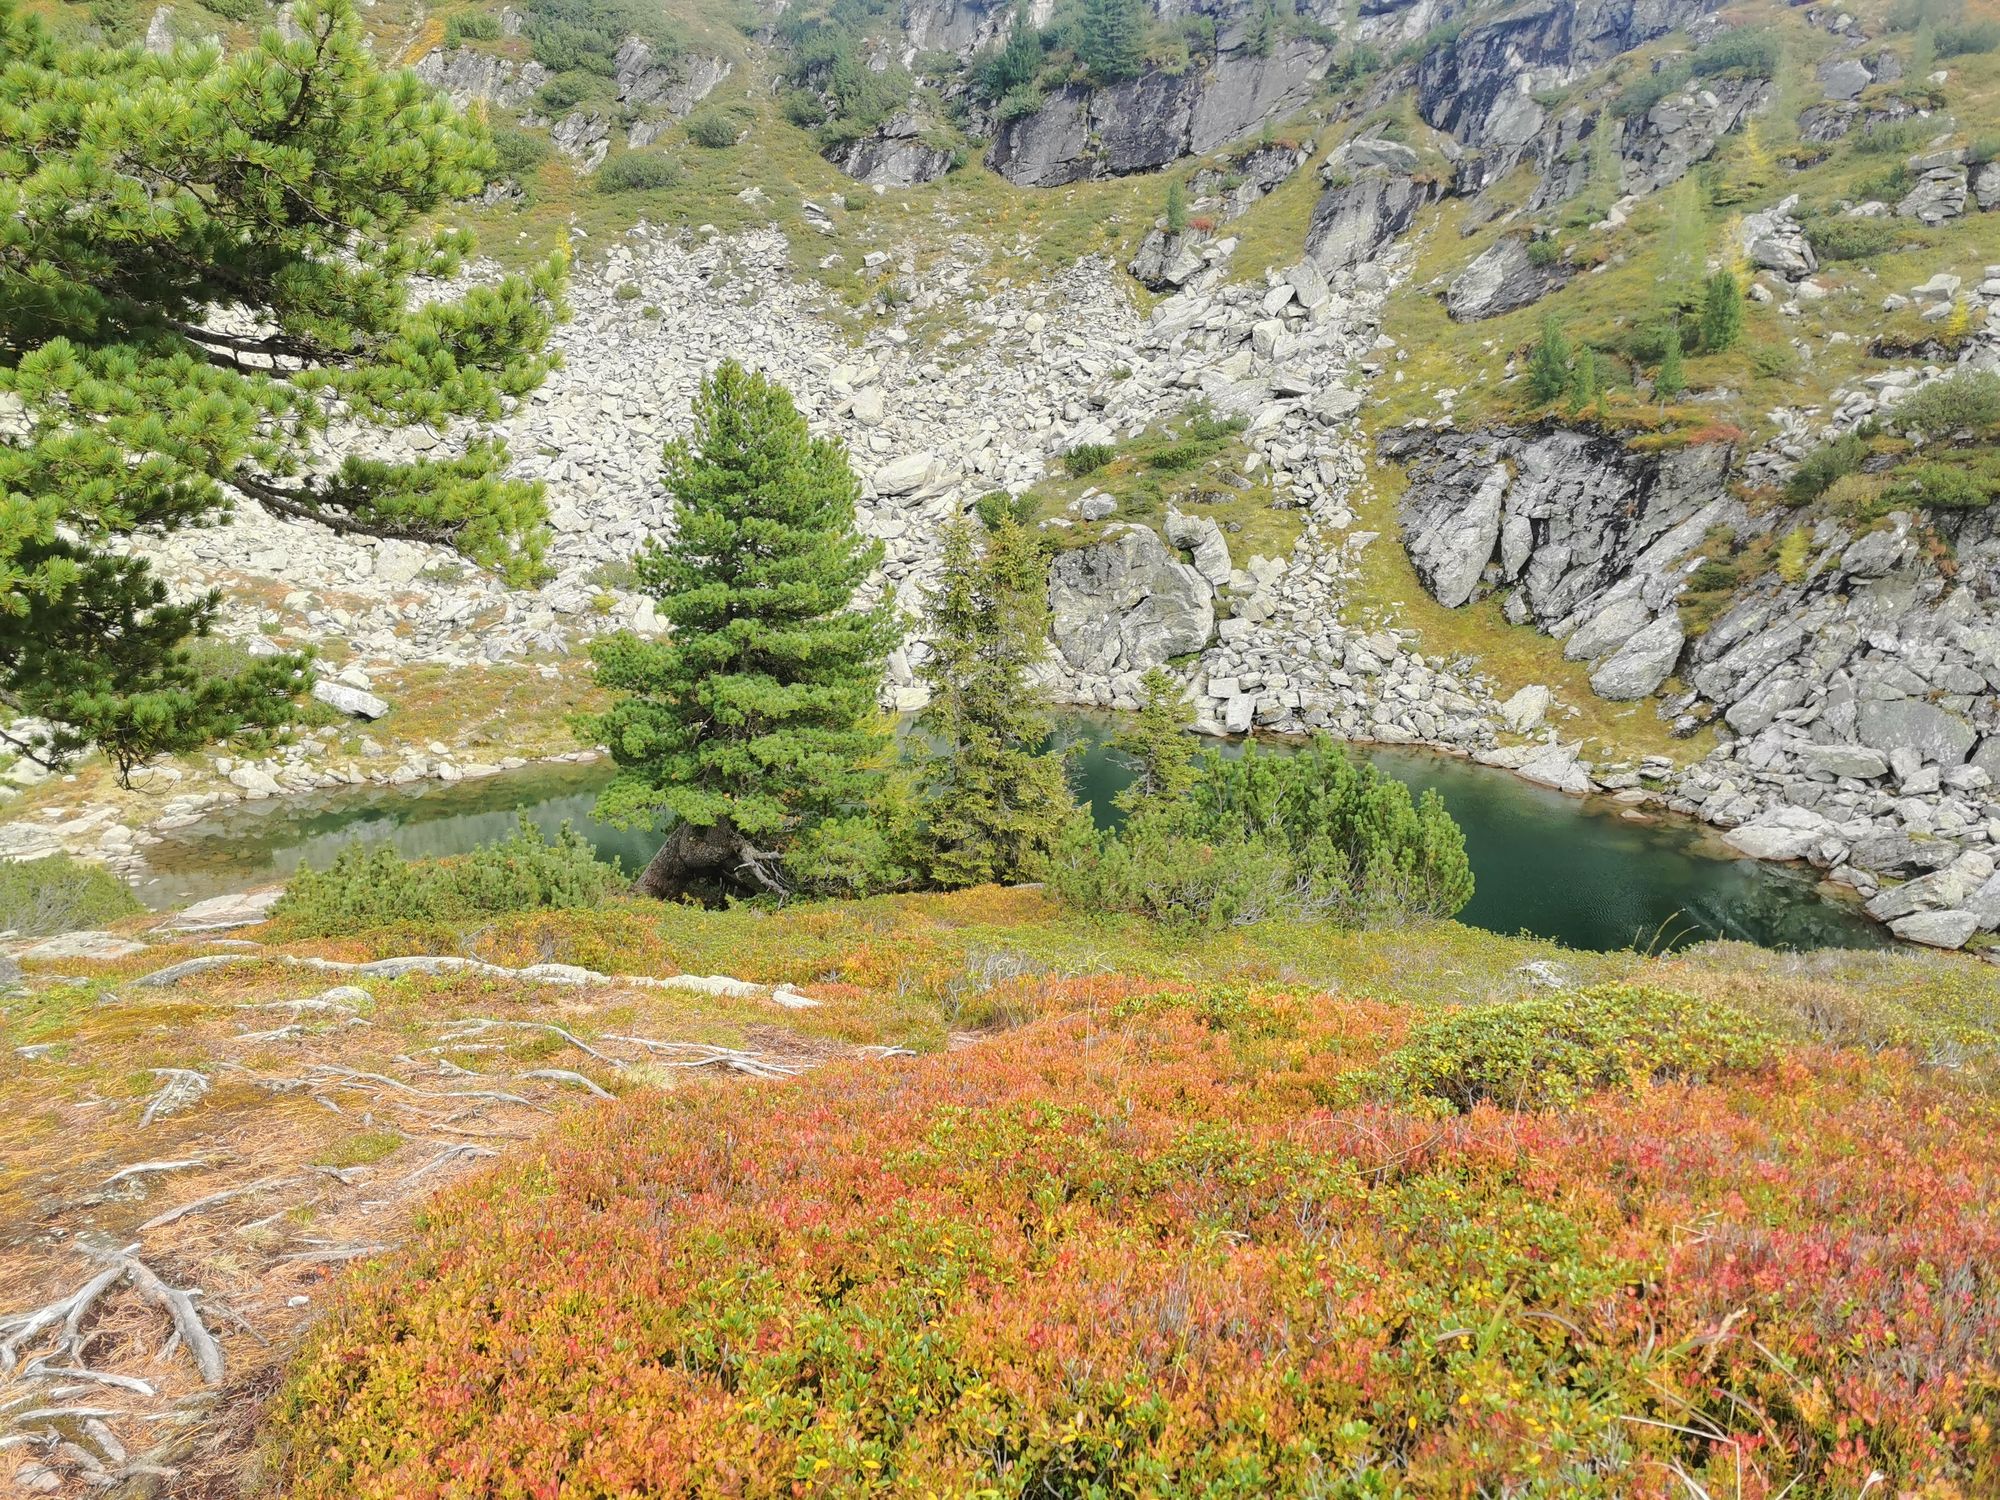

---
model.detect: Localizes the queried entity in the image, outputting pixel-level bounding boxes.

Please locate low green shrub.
[684,109,738,149]
[1052,737,1473,931]
[0,853,143,938]
[1612,60,1691,118]
[972,490,1038,530]
[1800,214,1905,262]
[1147,439,1205,472]
[1689,29,1779,80]
[270,819,625,938]
[1937,20,2000,56]
[1185,406,1246,443]
[489,126,551,180]
[534,73,586,112]
[1062,443,1115,478]
[1895,460,1997,509]
[595,151,681,192]
[1896,371,2000,438]
[1852,118,1931,155]
[1786,432,1870,504]
[444,11,502,45]
[1377,984,1776,1112]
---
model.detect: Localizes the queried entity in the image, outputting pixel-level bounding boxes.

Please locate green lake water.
[133,717,1885,953]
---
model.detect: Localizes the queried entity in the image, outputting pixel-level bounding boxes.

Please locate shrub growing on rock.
[270,819,625,938]
[1378,984,1775,1112]
[1785,432,1870,504]
[1896,371,2000,440]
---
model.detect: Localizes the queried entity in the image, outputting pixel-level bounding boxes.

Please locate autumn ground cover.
[256,894,2000,1500]
[6,888,1998,1496]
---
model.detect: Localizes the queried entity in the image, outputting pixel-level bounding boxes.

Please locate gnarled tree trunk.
[633,819,791,904]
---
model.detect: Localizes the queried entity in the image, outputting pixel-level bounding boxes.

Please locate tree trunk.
[632,819,744,902]
[632,819,790,904]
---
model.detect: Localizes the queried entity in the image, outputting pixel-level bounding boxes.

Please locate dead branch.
[229,1024,307,1044]
[83,1248,224,1387]
[274,1245,392,1265]
[138,1176,302,1232]
[0,1265,123,1372]
[101,1160,208,1187]
[600,1036,804,1080]
[518,1068,615,1100]
[23,1367,154,1398]
[303,1065,541,1110]
[437,1017,624,1068]
[398,1144,497,1187]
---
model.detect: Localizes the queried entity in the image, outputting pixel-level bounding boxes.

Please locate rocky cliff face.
[988,37,1333,186]
[1415,0,1723,191]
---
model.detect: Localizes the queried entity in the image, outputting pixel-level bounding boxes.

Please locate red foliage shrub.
[280,992,1999,1497]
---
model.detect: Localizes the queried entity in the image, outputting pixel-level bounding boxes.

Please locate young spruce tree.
[915,517,1079,887]
[1112,668,1199,820]
[1527,314,1572,404]
[588,361,898,902]
[0,0,565,781]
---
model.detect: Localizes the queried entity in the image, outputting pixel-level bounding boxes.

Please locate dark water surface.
[135,718,1885,953]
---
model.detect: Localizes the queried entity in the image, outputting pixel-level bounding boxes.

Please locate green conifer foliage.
[588,361,898,901]
[1112,668,1198,819]
[1655,325,1687,400]
[1567,346,1600,415]
[1079,0,1146,83]
[1699,269,1745,353]
[1527,314,1572,403]
[0,0,566,778]
[1165,178,1188,236]
[914,518,1080,887]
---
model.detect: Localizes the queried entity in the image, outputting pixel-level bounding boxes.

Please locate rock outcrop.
[415,46,547,110]
[1304,139,1440,272]
[987,38,1331,186]
[1047,526,1216,682]
[1444,235,1570,321]
[828,111,957,188]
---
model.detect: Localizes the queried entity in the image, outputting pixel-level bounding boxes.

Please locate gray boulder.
[1399,463,1505,608]
[827,110,956,187]
[1739,199,1817,279]
[1818,58,1873,102]
[1446,236,1568,322]
[1304,166,1439,272]
[312,680,390,720]
[1588,613,1684,700]
[1889,909,1979,948]
[1855,697,1976,765]
[415,46,546,109]
[1048,526,1215,678]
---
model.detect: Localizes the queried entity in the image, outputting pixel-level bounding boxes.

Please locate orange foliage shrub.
[280,994,1999,1497]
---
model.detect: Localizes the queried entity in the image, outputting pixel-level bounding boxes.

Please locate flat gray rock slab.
[156,889,284,933]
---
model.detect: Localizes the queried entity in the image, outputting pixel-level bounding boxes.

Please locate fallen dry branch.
[84,1247,224,1387]
[101,1159,208,1187]
[518,1068,615,1099]
[601,1036,805,1080]
[138,1176,303,1232]
[398,1144,497,1187]
[303,1065,541,1111]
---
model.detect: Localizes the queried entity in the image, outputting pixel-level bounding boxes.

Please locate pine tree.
[588,361,899,902]
[0,0,565,782]
[1567,346,1600,415]
[1079,0,1146,83]
[1655,325,1687,401]
[914,517,1079,887]
[1165,178,1189,236]
[1527,314,1572,404]
[1699,270,1745,352]
[1112,669,1199,820]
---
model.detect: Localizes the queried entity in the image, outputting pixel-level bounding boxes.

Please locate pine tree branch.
[228,470,463,546]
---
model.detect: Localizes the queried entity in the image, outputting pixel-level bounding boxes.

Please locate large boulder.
[1739,197,1817,279]
[1445,235,1569,321]
[1400,463,1506,608]
[986,38,1330,188]
[1047,526,1215,678]
[415,46,546,109]
[1587,613,1685,700]
[1855,697,1977,765]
